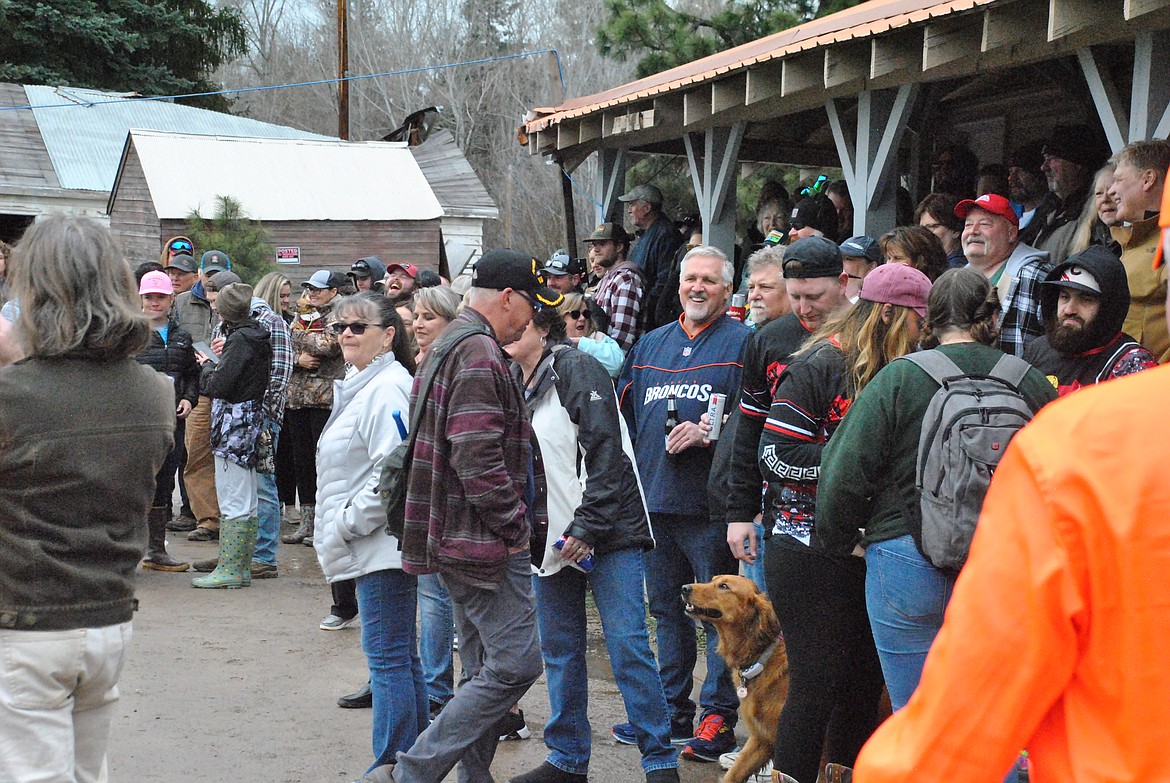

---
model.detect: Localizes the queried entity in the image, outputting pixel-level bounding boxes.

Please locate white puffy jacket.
[314,353,412,582]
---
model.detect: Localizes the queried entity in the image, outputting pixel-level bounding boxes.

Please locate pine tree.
[596,0,867,79]
[185,196,276,284]
[0,0,247,110]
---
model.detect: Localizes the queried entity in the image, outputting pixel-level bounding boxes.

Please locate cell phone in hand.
[193,341,219,364]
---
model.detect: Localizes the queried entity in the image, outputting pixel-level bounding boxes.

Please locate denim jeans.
[532,548,677,775]
[0,622,131,783]
[253,421,281,567]
[418,573,455,708]
[392,553,543,783]
[355,569,428,771]
[644,514,739,728]
[864,535,955,711]
[741,521,768,594]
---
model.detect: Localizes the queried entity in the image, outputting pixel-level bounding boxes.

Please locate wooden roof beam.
[557,120,580,151]
[1049,0,1113,42]
[578,116,602,145]
[712,73,748,114]
[982,0,1047,53]
[782,52,823,97]
[825,41,870,91]
[871,28,924,81]
[746,60,784,105]
[653,94,684,130]
[923,14,983,71]
[684,88,712,126]
[1127,0,1170,19]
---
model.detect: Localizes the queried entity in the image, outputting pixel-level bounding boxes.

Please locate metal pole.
[338,0,349,140]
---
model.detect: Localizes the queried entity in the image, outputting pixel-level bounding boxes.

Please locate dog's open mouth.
[683,602,723,620]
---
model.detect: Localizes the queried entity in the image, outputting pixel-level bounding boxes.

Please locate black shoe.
[337,682,372,709]
[495,708,532,740]
[645,769,680,783]
[508,761,586,783]
[428,699,446,721]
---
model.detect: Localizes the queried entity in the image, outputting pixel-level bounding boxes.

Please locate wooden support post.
[595,147,627,225]
[560,162,577,257]
[1080,31,1170,153]
[684,123,746,259]
[827,85,919,237]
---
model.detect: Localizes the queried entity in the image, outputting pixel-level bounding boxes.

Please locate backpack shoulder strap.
[405,321,491,443]
[897,349,965,386]
[987,353,1031,389]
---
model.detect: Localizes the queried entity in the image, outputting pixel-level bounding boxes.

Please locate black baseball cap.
[472,249,564,308]
[790,196,839,237]
[350,256,381,279]
[783,236,845,279]
[839,236,882,264]
[168,254,198,274]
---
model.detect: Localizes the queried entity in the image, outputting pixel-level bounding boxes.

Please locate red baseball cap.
[954,193,1019,227]
[386,262,419,278]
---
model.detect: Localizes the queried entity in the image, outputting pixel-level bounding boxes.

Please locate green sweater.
[816,342,1058,554]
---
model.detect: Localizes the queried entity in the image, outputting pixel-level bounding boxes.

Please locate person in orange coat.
[853,170,1170,783]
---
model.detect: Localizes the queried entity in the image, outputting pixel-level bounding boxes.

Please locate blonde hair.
[254,272,291,315]
[798,298,919,394]
[10,215,148,359]
[1068,164,1115,257]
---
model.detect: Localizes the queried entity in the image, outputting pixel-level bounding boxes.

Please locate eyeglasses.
[516,291,543,312]
[564,310,588,320]
[329,321,373,335]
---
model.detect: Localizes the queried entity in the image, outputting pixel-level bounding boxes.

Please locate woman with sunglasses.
[312,293,424,782]
[557,292,624,378]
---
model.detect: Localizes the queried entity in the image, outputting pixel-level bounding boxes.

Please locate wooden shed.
[108,129,444,274]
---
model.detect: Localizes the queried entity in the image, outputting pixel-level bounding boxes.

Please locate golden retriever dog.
[682,575,788,783]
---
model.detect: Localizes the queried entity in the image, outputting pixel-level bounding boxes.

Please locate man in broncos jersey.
[1023,245,1157,395]
[725,236,849,571]
[617,246,750,763]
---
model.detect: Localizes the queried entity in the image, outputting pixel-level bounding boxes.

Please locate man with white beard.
[957,193,1052,356]
[615,246,750,762]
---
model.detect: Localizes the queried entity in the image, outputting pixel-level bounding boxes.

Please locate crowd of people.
[2,127,1170,783]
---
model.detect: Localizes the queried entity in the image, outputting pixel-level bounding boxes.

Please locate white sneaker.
[718,750,772,781]
[320,613,360,631]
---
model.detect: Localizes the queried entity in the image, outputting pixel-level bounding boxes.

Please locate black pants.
[284,406,330,504]
[765,535,885,783]
[276,408,298,505]
[331,578,358,621]
[152,418,186,508]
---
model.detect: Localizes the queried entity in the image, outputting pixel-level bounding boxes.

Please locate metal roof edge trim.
[525,0,992,133]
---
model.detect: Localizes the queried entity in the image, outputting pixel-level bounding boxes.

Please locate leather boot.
[142,507,189,572]
[282,504,314,544]
[192,517,248,589]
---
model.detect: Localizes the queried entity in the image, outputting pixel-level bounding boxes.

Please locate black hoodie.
[1023,246,1156,394]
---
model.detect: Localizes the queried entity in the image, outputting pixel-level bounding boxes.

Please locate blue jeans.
[355,569,428,771]
[417,573,455,707]
[864,535,955,712]
[532,548,677,775]
[741,521,768,594]
[644,514,739,728]
[253,421,280,567]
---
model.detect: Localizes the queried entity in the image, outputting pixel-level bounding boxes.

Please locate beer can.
[707,393,727,441]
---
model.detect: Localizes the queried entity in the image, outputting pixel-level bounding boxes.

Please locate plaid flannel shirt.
[997,248,1052,358]
[594,262,645,352]
[250,300,294,423]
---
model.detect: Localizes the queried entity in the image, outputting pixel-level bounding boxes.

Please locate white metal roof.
[120,130,444,221]
[24,85,332,192]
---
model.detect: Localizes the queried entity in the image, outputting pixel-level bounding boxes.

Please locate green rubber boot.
[192,517,248,589]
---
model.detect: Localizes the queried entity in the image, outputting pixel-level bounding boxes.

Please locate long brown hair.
[919,268,1000,349]
[798,298,920,394]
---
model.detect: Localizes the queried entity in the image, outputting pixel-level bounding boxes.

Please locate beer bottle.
[664,394,679,450]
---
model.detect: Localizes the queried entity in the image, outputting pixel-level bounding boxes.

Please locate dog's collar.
[739,637,782,684]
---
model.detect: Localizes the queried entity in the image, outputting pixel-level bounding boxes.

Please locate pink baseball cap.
[859,263,932,317]
[139,270,174,296]
[954,193,1019,227]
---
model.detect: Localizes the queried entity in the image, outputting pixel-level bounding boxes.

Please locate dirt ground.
[108,531,742,783]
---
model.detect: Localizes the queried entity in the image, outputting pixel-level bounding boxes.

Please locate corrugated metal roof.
[25,85,332,192]
[525,0,995,132]
[120,130,443,222]
[409,129,499,220]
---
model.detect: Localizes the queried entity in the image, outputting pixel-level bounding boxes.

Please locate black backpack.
[897,350,1034,572]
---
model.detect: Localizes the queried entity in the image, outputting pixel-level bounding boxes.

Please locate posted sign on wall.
[276,247,301,265]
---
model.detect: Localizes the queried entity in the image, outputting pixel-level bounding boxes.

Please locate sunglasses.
[168,241,192,253]
[329,321,374,335]
[517,291,544,312]
[564,310,588,320]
